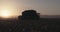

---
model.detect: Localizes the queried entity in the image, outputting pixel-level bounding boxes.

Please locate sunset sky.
[0,0,60,18]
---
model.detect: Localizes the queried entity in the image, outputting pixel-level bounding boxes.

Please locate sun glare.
[0,10,10,18]
[2,11,9,16]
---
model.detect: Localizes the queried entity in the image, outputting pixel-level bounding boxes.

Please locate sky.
[0,0,60,17]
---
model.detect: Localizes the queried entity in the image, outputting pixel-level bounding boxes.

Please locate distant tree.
[21,10,40,20]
